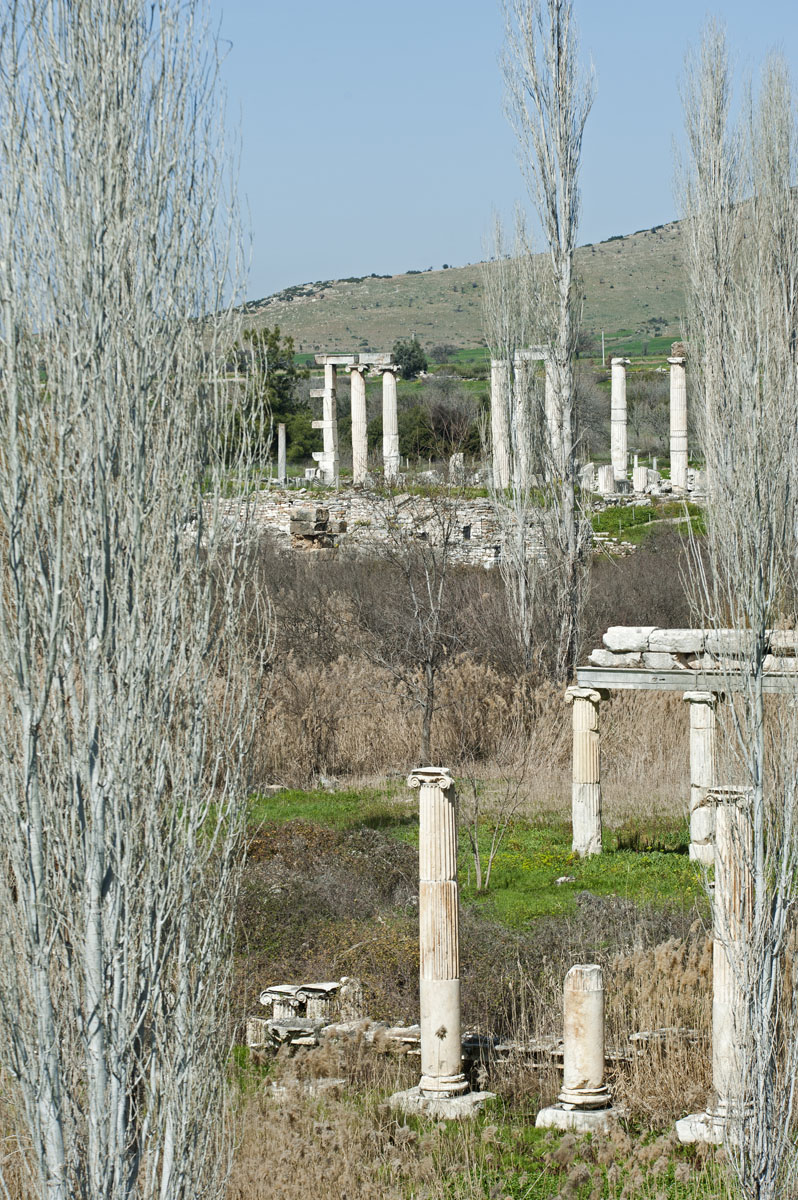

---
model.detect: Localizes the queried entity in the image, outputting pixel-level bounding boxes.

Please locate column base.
[536,1104,620,1134]
[418,1072,469,1097]
[675,1110,725,1145]
[558,1084,611,1109]
[389,1086,495,1120]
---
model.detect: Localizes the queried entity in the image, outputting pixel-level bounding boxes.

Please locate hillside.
[243,219,686,355]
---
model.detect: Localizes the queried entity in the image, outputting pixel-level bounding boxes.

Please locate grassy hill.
[243,219,686,356]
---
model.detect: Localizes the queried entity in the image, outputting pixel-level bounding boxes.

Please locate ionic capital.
[706,786,753,809]
[683,690,717,707]
[408,766,454,791]
[565,686,604,706]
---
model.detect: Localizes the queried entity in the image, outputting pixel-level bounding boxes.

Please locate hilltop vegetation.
[243,220,685,355]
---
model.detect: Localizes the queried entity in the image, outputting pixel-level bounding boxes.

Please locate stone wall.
[221,486,545,569]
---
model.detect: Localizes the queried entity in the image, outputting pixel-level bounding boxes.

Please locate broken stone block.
[647,629,704,654]
[588,649,642,668]
[642,651,679,670]
[603,626,656,653]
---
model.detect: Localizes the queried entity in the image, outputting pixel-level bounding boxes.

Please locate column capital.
[346,362,369,375]
[683,690,717,706]
[565,686,605,705]
[408,767,454,791]
[707,786,753,808]
[610,357,630,367]
[667,356,687,367]
[376,363,399,375]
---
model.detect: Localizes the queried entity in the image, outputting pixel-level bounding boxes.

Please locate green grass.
[591,500,705,545]
[249,787,705,928]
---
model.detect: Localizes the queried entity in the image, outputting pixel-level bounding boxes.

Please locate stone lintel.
[514,346,548,363]
[576,667,798,694]
[359,352,395,366]
[315,354,357,365]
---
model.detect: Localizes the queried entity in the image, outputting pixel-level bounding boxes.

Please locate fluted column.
[610,357,630,481]
[348,364,369,485]
[277,422,286,484]
[559,965,611,1108]
[566,687,603,856]
[408,766,467,1097]
[668,353,688,492]
[380,366,400,482]
[322,362,339,483]
[711,788,752,1121]
[489,359,511,490]
[678,787,753,1144]
[683,692,717,865]
[513,354,532,492]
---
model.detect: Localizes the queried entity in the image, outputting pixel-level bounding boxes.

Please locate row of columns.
[489,351,689,491]
[309,362,400,486]
[566,686,717,861]
[396,764,750,1145]
[488,350,557,492]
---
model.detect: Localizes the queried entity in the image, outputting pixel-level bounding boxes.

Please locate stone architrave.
[277,422,287,484]
[347,364,369,485]
[565,687,604,856]
[536,964,617,1133]
[683,692,717,865]
[380,365,400,482]
[408,767,468,1097]
[668,354,688,492]
[677,788,753,1145]
[489,359,511,490]
[610,358,630,481]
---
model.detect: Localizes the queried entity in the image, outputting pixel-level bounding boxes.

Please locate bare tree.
[499,0,595,680]
[0,3,269,1198]
[683,26,798,1198]
[351,487,466,764]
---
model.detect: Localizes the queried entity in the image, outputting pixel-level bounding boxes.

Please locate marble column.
[683,691,717,866]
[597,464,615,495]
[380,366,400,482]
[632,466,648,493]
[677,787,753,1145]
[610,357,630,481]
[544,357,562,472]
[277,422,287,484]
[323,362,339,483]
[668,354,688,492]
[489,359,511,490]
[565,687,604,856]
[348,364,369,485]
[408,767,467,1097]
[513,354,532,492]
[536,964,615,1131]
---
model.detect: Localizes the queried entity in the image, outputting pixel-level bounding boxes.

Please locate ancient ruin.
[390,767,494,1118]
[610,357,630,481]
[570,626,798,858]
[677,787,753,1145]
[536,964,618,1133]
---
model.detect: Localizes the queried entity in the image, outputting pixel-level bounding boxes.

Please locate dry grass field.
[243,220,686,354]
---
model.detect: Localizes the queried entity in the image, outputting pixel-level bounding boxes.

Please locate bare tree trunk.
[500,0,594,681]
[683,26,798,1198]
[0,3,270,1198]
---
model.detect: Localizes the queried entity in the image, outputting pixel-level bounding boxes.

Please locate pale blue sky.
[210,1,798,300]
